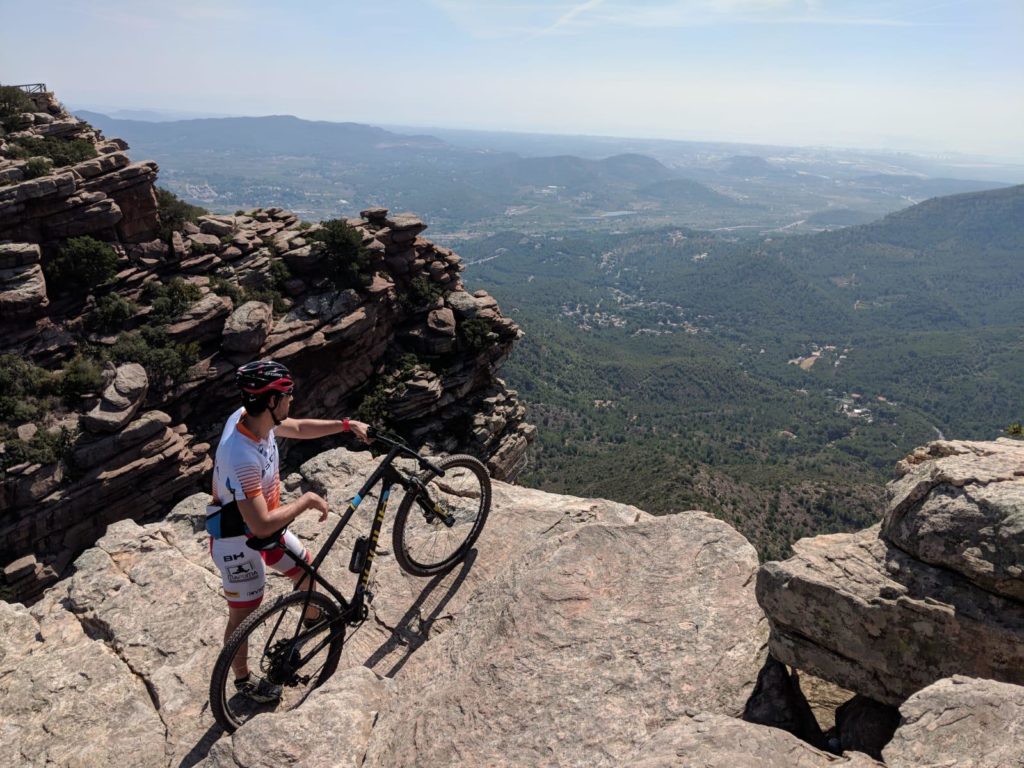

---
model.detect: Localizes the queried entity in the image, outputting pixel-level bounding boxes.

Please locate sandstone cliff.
[0,87,532,602]
[2,440,1023,766]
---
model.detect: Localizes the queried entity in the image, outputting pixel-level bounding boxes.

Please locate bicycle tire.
[209,590,344,733]
[392,454,491,577]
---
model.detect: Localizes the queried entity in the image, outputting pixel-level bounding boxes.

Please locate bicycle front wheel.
[209,590,344,733]
[393,454,492,577]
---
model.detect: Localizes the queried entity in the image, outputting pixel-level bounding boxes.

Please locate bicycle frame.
[274,441,433,657]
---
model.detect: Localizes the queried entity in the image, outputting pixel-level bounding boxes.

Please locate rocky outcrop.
[221,300,273,353]
[0,93,158,246]
[0,409,210,600]
[884,439,1024,601]
[79,362,148,433]
[883,676,1024,767]
[4,445,1019,766]
[1,89,532,603]
[0,460,765,767]
[0,242,47,319]
[756,439,1024,707]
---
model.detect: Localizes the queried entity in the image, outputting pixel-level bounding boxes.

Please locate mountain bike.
[208,428,491,732]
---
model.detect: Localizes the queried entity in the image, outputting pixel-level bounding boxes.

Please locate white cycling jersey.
[207,407,307,607]
[210,407,282,520]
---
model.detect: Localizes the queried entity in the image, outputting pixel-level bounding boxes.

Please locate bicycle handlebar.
[367,427,446,477]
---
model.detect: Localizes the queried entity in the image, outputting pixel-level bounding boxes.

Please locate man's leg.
[210,535,266,680]
[226,604,258,678]
[269,531,319,620]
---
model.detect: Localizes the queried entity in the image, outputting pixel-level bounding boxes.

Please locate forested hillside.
[463,185,1024,559]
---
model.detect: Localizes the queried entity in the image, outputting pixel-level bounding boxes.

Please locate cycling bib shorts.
[210,529,309,608]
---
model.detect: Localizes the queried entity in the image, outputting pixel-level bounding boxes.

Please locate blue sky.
[2,0,1022,158]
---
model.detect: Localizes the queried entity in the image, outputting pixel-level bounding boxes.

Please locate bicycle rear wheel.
[393,454,491,577]
[209,590,344,733]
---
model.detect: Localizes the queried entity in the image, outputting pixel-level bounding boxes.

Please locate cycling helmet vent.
[236,360,294,396]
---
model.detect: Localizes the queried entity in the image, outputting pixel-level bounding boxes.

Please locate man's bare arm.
[237,492,328,538]
[275,418,370,443]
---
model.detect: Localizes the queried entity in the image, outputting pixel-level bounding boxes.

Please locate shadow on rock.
[363,548,478,677]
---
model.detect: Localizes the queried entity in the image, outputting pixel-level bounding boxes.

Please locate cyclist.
[208,359,370,703]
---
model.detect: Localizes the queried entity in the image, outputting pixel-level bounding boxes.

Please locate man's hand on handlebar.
[348,420,372,445]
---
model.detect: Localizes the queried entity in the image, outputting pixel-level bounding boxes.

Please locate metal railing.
[9,84,48,94]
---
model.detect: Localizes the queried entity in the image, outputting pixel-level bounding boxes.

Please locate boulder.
[72,410,171,469]
[0,262,48,319]
[0,242,41,268]
[69,151,131,180]
[198,215,235,237]
[883,439,1024,601]
[426,306,456,336]
[627,713,883,767]
[221,300,273,353]
[198,668,396,768]
[188,232,222,252]
[80,363,149,433]
[365,511,767,766]
[756,525,1024,705]
[883,676,1024,767]
[165,293,232,343]
[0,172,76,206]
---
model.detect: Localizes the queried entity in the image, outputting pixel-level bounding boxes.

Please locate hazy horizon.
[4,0,1023,161]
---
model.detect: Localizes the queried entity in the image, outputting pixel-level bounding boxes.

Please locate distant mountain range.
[74,110,1017,236]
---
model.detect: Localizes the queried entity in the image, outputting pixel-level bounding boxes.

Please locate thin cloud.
[433,0,929,37]
[541,0,605,35]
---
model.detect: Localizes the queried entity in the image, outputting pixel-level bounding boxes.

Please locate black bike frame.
[276,441,432,655]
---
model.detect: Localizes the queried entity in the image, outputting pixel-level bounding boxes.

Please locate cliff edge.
[0,87,533,602]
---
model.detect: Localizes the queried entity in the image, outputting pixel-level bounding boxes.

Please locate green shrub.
[209,276,244,306]
[89,294,137,332]
[355,378,392,425]
[0,354,58,424]
[459,318,493,352]
[1,426,76,471]
[22,157,52,179]
[107,325,198,387]
[156,187,208,242]
[309,218,373,290]
[401,275,446,310]
[8,136,96,167]
[45,236,119,293]
[0,85,33,126]
[143,278,201,323]
[1007,422,1023,438]
[269,258,291,289]
[59,355,104,402]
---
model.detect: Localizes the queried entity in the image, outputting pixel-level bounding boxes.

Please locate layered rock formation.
[5,444,1022,766]
[756,438,1024,759]
[0,88,532,602]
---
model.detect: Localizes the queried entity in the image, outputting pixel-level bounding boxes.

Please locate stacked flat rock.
[0,92,159,246]
[80,363,148,433]
[1,95,533,604]
[0,242,48,318]
[757,439,1024,705]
